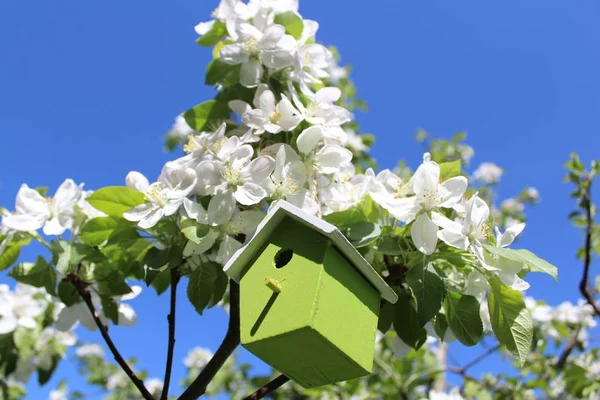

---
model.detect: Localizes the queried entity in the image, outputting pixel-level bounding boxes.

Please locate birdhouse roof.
[223,200,398,304]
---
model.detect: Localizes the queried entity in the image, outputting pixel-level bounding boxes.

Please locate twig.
[178,280,240,400]
[579,178,600,316]
[242,375,290,400]
[447,366,481,384]
[160,268,181,400]
[71,277,155,400]
[456,344,501,374]
[431,342,447,392]
[555,325,583,371]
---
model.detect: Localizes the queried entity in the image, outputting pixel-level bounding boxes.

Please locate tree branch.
[71,277,155,400]
[242,375,290,400]
[455,344,501,374]
[178,280,240,400]
[579,178,600,317]
[555,325,583,371]
[161,268,181,400]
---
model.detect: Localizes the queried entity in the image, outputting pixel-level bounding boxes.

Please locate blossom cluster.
[0,284,76,392]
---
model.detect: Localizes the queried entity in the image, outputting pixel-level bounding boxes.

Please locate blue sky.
[1,0,599,397]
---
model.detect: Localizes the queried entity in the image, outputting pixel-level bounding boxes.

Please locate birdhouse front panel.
[239,216,381,388]
[240,217,328,343]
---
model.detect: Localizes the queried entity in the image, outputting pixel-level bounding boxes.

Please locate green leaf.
[95,268,132,296]
[452,131,467,143]
[482,244,558,281]
[187,262,219,315]
[53,240,72,275]
[14,328,36,357]
[205,60,241,86]
[0,237,30,272]
[376,235,405,255]
[433,313,449,342]
[57,281,80,307]
[100,295,119,325]
[86,187,145,218]
[346,221,382,248]
[439,159,461,181]
[183,100,230,132]
[143,246,184,272]
[34,186,49,197]
[9,257,57,295]
[324,207,367,229]
[274,11,304,39]
[80,217,131,246]
[487,276,533,366]
[394,289,427,349]
[406,263,445,327]
[37,354,60,385]
[564,364,587,397]
[149,269,171,296]
[377,303,394,333]
[70,243,107,264]
[196,20,227,46]
[209,267,228,308]
[215,83,255,105]
[443,291,483,346]
[181,220,211,244]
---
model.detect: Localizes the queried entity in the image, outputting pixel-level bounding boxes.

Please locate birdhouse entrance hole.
[274,248,293,268]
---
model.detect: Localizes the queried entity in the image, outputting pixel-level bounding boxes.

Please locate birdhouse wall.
[240,240,323,344]
[311,244,380,373]
[238,217,381,387]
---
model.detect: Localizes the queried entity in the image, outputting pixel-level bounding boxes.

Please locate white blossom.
[56,286,142,332]
[232,85,301,134]
[124,164,197,229]
[145,378,164,396]
[1,179,82,236]
[0,284,47,334]
[473,162,503,184]
[383,153,467,255]
[184,346,214,369]
[220,23,294,87]
[195,136,275,205]
[75,344,105,359]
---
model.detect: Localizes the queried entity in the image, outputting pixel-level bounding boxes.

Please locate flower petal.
[207,191,237,226]
[15,184,48,216]
[183,198,208,224]
[413,161,440,197]
[314,87,341,104]
[296,125,323,155]
[194,20,215,35]
[497,222,526,248]
[125,171,150,192]
[2,214,45,232]
[228,100,251,115]
[123,203,155,222]
[138,208,165,230]
[439,176,468,208]
[259,24,284,49]
[228,210,265,235]
[240,59,263,88]
[43,217,69,236]
[411,213,438,255]
[314,145,353,174]
[219,43,248,65]
[258,90,276,115]
[54,179,81,213]
[0,316,17,334]
[235,183,267,205]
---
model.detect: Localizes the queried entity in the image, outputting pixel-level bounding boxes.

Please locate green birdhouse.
[224,200,398,388]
